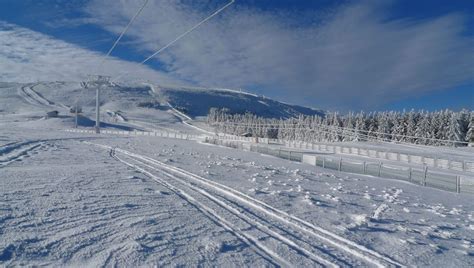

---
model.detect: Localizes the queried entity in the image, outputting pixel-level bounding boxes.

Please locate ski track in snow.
[164,101,215,135]
[0,140,48,166]
[112,151,291,267]
[2,139,264,267]
[17,84,68,110]
[90,141,403,267]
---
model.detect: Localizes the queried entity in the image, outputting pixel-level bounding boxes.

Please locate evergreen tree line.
[207,108,474,146]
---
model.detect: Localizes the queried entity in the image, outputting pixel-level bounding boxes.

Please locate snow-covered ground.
[1,82,473,266]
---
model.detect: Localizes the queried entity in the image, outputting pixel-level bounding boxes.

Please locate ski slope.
[2,81,323,134]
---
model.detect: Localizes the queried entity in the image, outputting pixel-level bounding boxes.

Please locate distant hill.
[0,81,324,123]
[152,84,325,119]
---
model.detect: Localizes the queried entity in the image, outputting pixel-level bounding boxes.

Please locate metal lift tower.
[82,75,110,133]
[94,75,110,133]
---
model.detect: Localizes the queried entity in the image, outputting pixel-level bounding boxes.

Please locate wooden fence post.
[423,166,428,186]
[338,157,342,171]
[456,176,460,193]
[378,162,382,177]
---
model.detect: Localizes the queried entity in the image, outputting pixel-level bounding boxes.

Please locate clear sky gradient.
[0,0,473,112]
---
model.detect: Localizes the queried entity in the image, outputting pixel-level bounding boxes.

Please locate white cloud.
[0,21,180,84]
[83,0,474,110]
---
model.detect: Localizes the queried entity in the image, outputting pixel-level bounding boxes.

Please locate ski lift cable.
[112,0,235,82]
[99,0,150,69]
[74,0,149,107]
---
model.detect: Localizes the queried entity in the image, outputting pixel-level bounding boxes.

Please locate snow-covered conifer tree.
[415,112,432,145]
[342,112,355,141]
[354,112,366,141]
[391,113,405,142]
[465,112,474,146]
[377,112,391,141]
[447,112,464,146]
[404,110,417,143]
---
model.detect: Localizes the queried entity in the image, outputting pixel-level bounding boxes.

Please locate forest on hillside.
[207,108,474,146]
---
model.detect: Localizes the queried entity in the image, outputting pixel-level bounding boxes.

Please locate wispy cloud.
[84,0,474,110]
[0,21,180,84]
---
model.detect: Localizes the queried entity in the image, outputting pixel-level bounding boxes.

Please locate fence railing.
[255,144,471,194]
[65,130,474,194]
[212,141,473,195]
[216,134,474,173]
[283,141,474,173]
[64,128,203,141]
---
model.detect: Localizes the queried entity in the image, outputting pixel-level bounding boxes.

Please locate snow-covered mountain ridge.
[0,81,324,120]
[150,84,325,119]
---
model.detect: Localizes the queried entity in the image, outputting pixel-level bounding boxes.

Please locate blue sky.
[0,0,473,112]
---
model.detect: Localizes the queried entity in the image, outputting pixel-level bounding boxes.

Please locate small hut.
[46,110,59,118]
[70,106,82,114]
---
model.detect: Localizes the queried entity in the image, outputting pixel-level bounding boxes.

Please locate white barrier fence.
[203,138,473,194]
[65,128,203,141]
[67,129,472,174]
[216,134,474,173]
[64,130,474,194]
[300,154,470,194]
[250,143,474,194]
[283,141,474,173]
[216,134,270,144]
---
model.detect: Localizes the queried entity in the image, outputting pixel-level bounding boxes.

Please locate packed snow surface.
[1,82,473,267]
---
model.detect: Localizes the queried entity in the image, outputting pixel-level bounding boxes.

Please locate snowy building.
[69,106,82,114]
[46,110,59,118]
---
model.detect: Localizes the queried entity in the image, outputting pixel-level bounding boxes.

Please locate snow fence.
[64,128,203,141]
[65,130,474,195]
[216,134,474,173]
[245,144,473,194]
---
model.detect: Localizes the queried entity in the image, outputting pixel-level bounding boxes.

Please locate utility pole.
[74,103,78,128]
[95,86,100,133]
